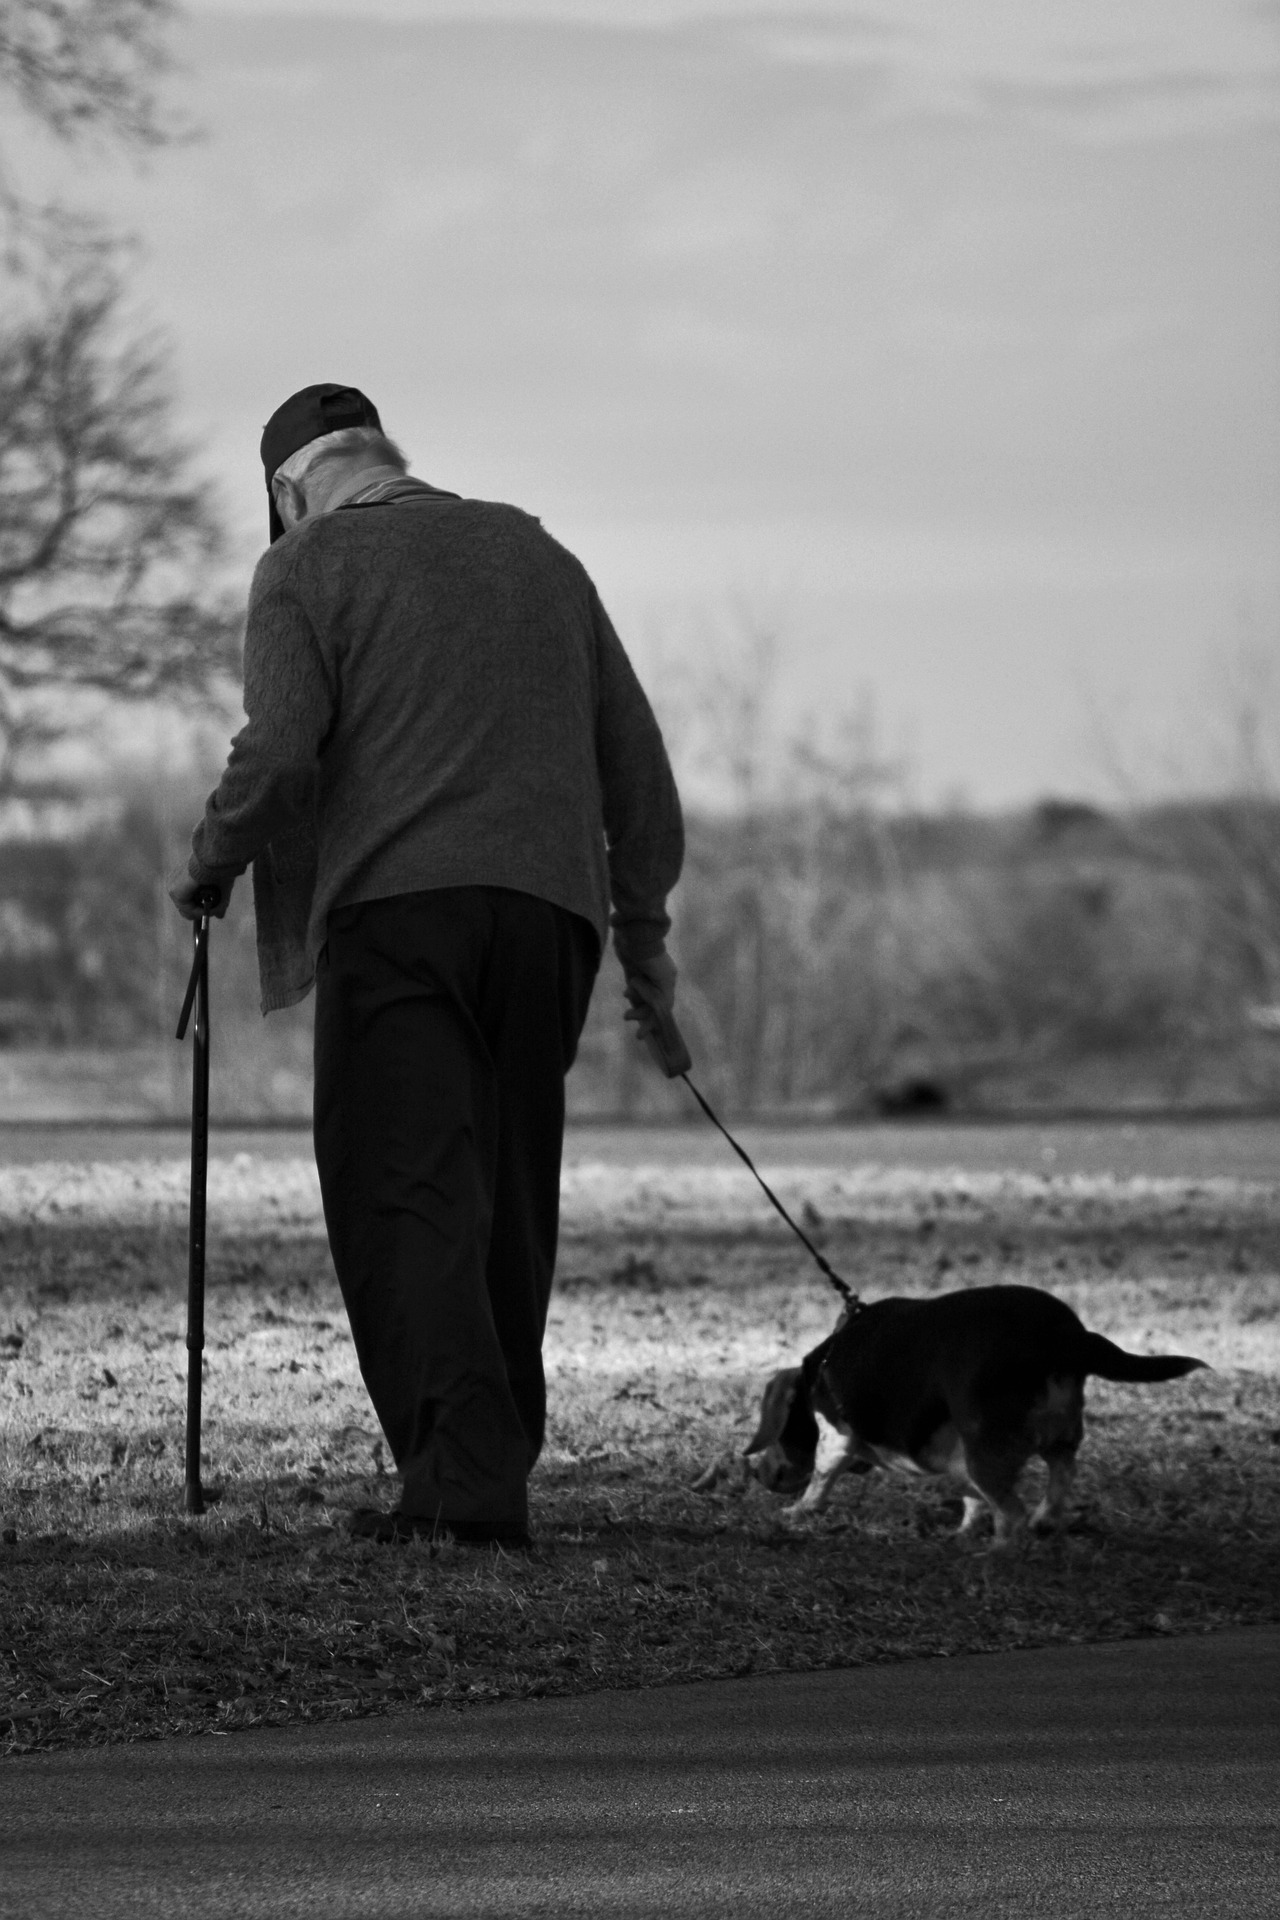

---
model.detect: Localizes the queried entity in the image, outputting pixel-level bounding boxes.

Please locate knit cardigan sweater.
[189,482,684,1012]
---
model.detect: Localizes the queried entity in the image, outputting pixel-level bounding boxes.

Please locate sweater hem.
[324,862,610,951]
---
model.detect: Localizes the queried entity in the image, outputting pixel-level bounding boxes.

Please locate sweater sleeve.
[591,586,684,965]
[188,562,335,884]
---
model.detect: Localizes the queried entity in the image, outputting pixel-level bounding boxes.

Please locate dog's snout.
[746,1446,813,1495]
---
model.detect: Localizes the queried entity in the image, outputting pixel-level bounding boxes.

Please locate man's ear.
[273,473,307,527]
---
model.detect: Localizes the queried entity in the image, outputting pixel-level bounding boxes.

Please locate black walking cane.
[175,887,221,1514]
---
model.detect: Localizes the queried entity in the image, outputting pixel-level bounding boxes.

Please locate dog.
[743,1284,1204,1544]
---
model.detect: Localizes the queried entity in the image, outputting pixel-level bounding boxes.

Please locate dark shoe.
[347,1507,441,1544]
[447,1518,533,1550]
[347,1508,532,1549]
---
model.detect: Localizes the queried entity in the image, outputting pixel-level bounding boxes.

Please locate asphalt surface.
[3,1628,1277,1918]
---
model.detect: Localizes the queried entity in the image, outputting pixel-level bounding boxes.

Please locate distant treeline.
[2,791,1279,1116]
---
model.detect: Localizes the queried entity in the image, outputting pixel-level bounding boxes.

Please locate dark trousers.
[313,886,599,1527]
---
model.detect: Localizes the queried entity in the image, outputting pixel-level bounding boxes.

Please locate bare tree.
[0,2,183,278]
[0,2,238,787]
[0,0,178,168]
[0,254,241,784]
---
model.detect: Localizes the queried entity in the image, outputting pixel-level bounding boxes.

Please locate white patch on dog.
[865,1443,926,1476]
[957,1494,986,1533]
[782,1410,855,1517]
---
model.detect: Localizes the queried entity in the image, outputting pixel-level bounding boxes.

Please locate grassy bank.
[2,1170,1278,1753]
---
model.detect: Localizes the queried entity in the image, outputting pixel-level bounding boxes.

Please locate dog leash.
[632,986,862,1312]
[678,1072,861,1311]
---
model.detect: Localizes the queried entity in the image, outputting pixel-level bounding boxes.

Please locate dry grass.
[2,1163,1278,1755]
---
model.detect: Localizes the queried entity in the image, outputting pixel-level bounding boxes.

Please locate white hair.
[273,425,408,490]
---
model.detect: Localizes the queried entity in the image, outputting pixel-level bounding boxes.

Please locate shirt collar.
[339,472,462,510]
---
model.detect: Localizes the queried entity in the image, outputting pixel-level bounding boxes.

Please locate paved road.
[3,1628,1276,1918]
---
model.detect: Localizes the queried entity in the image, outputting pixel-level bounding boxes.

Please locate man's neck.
[306,462,409,518]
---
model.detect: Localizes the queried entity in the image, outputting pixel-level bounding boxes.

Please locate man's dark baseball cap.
[260,384,382,543]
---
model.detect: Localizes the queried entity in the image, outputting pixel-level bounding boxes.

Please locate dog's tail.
[1082,1332,1206,1383]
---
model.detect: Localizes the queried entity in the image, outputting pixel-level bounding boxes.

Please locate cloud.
[183,2,1280,141]
[975,70,1280,143]
[635,151,896,263]
[747,2,1279,140]
[217,57,326,98]
[366,166,510,244]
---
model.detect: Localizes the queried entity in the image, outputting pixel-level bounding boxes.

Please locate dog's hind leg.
[960,1441,1027,1548]
[1029,1447,1077,1533]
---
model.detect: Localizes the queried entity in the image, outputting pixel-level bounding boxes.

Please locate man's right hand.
[623,949,692,1077]
[169,875,231,921]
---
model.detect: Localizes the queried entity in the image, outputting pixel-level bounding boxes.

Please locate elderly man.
[172,383,683,1548]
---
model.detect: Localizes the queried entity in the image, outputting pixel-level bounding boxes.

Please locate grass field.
[1,1129,1278,1754]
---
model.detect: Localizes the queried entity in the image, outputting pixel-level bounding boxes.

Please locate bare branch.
[0,0,179,150]
[0,2,189,261]
[0,250,241,777]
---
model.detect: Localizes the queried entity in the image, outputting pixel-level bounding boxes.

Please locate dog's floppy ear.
[743,1368,803,1455]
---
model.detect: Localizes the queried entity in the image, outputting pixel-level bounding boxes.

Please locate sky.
[12,0,1280,806]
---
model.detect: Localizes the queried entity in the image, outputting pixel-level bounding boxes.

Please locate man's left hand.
[623,949,691,1077]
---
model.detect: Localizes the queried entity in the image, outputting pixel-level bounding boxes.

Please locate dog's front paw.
[984,1521,1032,1556]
